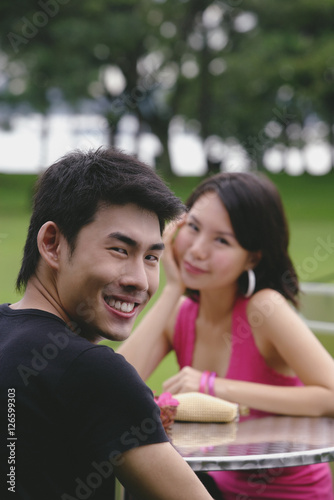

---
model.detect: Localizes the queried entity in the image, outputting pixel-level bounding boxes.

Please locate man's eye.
[110,247,127,255]
[145,254,159,262]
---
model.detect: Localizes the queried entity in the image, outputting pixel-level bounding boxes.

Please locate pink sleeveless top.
[173,296,334,499]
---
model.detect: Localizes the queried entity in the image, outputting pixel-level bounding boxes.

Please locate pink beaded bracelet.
[199,370,210,393]
[208,371,217,397]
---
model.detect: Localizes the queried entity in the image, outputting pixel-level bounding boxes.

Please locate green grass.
[0,174,36,304]
[1,171,334,394]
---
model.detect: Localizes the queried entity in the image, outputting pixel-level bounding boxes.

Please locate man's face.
[56,203,164,343]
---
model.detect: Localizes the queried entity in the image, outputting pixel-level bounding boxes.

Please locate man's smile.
[103,296,137,313]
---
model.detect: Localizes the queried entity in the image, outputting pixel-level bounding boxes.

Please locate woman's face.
[174,192,258,293]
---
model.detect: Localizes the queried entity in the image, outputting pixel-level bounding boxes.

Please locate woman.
[119,171,334,499]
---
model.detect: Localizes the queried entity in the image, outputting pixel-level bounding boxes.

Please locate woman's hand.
[162,215,186,293]
[162,366,203,394]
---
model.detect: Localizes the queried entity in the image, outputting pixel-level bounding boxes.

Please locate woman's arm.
[118,285,183,380]
[227,288,334,417]
[164,289,334,417]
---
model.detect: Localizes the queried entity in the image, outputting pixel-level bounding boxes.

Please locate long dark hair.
[185,172,299,307]
[16,147,184,292]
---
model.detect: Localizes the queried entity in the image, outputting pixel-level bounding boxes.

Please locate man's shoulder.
[61,344,139,385]
[0,302,69,328]
[0,303,94,349]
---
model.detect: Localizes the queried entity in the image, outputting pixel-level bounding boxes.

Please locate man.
[0,148,213,500]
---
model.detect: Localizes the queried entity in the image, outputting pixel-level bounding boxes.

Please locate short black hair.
[16,147,184,292]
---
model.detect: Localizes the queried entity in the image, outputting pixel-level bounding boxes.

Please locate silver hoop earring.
[245,269,256,298]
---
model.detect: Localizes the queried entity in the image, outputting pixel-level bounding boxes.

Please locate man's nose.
[119,259,149,291]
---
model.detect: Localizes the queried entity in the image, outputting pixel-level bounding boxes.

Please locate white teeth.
[107,298,135,313]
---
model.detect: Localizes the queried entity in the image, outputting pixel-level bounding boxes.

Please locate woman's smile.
[183,260,208,275]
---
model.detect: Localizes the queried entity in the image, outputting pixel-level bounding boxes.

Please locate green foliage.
[1,0,334,174]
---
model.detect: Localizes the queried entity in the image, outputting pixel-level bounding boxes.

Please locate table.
[170,415,334,471]
[120,415,334,499]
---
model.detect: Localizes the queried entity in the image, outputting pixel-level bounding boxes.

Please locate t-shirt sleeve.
[56,345,168,463]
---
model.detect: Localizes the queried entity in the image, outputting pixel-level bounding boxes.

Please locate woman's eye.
[188,222,199,231]
[217,237,229,245]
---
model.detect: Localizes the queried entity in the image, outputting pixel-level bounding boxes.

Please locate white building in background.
[0,112,333,175]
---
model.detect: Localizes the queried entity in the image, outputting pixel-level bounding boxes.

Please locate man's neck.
[10,277,102,344]
[10,277,68,324]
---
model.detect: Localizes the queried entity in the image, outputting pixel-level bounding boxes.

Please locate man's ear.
[37,222,62,270]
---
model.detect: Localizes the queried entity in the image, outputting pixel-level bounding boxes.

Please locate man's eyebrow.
[107,232,165,251]
[150,242,165,251]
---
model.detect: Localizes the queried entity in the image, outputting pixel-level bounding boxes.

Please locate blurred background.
[2,0,334,176]
[0,1,334,392]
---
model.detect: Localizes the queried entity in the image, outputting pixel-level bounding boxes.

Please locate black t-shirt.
[0,304,168,499]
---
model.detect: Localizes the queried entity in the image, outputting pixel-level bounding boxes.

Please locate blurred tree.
[209,0,334,169]
[0,0,334,174]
